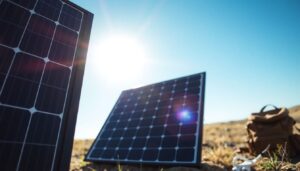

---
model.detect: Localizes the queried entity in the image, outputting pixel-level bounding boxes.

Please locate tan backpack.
[246,105,299,156]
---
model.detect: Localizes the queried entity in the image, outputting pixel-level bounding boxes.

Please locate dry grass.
[70,139,93,170]
[70,106,300,170]
[201,121,247,170]
[256,143,300,171]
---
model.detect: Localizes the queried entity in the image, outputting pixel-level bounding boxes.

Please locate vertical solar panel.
[0,0,93,170]
[86,73,205,166]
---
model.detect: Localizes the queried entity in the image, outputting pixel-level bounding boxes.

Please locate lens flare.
[176,109,194,123]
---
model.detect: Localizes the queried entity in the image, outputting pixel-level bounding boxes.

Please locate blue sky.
[72,0,300,139]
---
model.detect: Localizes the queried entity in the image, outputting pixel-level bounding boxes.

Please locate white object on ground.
[232,145,270,171]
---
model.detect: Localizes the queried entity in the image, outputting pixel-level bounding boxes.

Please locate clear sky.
[71,0,300,139]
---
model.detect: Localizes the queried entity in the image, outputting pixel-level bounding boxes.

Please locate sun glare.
[90,34,147,83]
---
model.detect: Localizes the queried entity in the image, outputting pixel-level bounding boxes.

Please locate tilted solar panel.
[86,72,205,166]
[0,0,93,170]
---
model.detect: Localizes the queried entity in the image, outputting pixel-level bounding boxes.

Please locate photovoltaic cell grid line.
[86,72,205,166]
[0,0,87,170]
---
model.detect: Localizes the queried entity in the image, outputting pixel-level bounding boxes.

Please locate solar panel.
[0,0,93,170]
[86,73,206,166]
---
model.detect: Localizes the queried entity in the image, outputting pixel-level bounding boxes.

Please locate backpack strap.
[260,104,279,113]
[249,105,287,123]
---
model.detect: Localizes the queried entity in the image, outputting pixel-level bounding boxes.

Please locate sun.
[90,33,147,83]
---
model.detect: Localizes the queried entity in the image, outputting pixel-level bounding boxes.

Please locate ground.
[70,105,300,171]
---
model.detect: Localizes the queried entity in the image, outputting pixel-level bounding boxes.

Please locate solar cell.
[0,143,22,171]
[11,0,36,9]
[86,72,205,166]
[0,1,30,46]
[20,14,56,57]
[0,53,44,108]
[0,46,14,89]
[59,4,82,31]
[49,25,78,66]
[0,0,93,170]
[0,106,30,141]
[35,0,62,21]
[19,144,55,171]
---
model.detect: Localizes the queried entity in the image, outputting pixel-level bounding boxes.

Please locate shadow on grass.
[80,163,225,171]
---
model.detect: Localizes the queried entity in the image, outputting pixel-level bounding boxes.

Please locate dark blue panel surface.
[19,144,55,171]
[59,4,82,31]
[0,0,92,170]
[0,53,44,108]
[0,143,23,171]
[35,0,62,21]
[20,14,55,57]
[0,46,14,89]
[11,0,36,9]
[49,25,78,66]
[0,106,30,141]
[36,85,67,114]
[0,2,30,46]
[86,73,206,166]
[42,62,70,89]
[26,113,60,145]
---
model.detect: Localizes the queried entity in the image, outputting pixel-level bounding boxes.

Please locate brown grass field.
[70,105,300,171]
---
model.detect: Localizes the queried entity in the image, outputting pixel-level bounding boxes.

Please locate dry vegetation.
[71,105,300,171]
